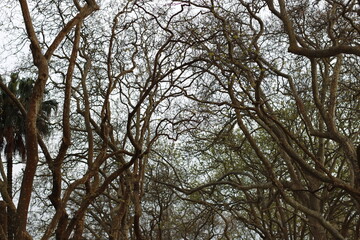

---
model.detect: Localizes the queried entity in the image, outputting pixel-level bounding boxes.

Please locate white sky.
[0,1,29,75]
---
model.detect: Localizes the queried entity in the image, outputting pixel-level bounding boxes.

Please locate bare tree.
[0,0,359,239]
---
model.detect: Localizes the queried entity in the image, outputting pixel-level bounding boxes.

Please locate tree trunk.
[6,155,13,240]
[0,201,7,240]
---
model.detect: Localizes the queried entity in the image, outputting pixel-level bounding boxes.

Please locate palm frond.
[0,72,57,161]
[14,133,26,162]
[41,99,58,117]
[18,78,34,103]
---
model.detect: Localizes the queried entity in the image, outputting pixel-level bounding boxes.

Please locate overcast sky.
[0,1,30,76]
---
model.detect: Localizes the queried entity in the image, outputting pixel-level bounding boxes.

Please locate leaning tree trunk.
[0,201,7,240]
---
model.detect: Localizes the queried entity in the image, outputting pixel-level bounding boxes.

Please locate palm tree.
[0,72,57,240]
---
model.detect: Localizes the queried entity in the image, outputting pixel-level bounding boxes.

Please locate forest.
[0,0,359,239]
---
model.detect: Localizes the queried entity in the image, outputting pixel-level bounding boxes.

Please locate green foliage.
[0,73,57,158]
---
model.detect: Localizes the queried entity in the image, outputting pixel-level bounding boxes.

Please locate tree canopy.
[0,0,359,239]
